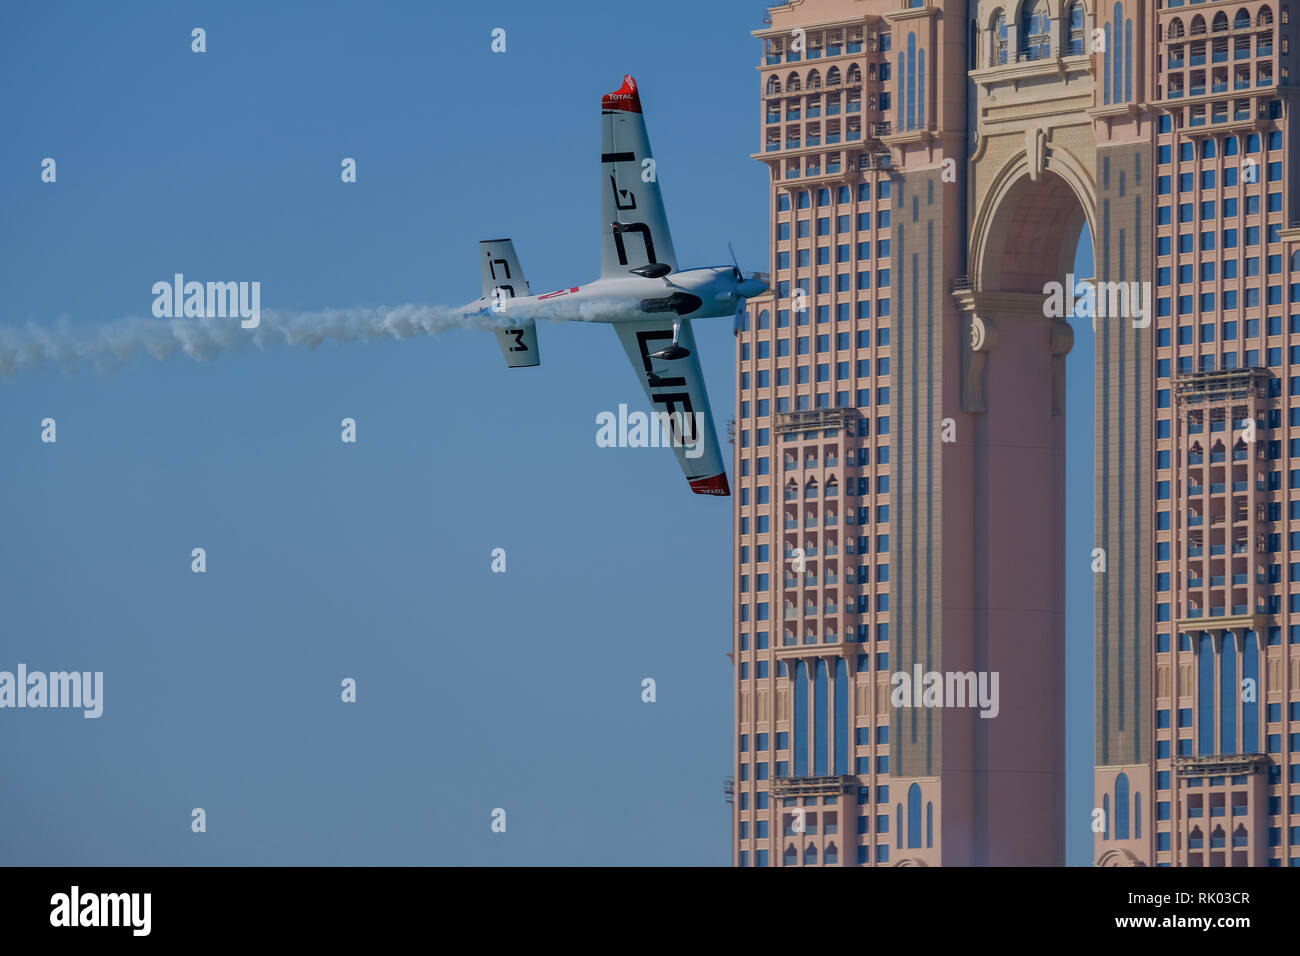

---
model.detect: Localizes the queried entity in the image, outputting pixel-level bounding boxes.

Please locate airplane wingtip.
[689,473,730,497]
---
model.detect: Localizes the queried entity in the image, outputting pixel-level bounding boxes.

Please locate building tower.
[733,0,1299,867]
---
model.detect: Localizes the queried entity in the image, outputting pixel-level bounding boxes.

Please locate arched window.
[804,842,818,865]
[1113,4,1124,102]
[813,659,828,775]
[847,64,861,84]
[784,843,798,865]
[833,660,848,774]
[1021,0,1051,59]
[1115,773,1130,839]
[1221,631,1238,754]
[826,66,841,86]
[807,69,821,91]
[918,48,925,128]
[1068,2,1085,54]
[793,660,808,775]
[1169,17,1185,39]
[1191,14,1207,35]
[906,33,917,130]
[1233,8,1251,30]
[805,478,818,499]
[766,75,781,95]
[1293,249,1300,272]
[1258,6,1274,27]
[1213,11,1228,32]
[824,841,838,864]
[897,51,905,127]
[1244,631,1260,751]
[1103,23,1112,103]
[1125,18,1132,101]
[787,72,802,92]
[907,783,923,848]
[992,10,1009,64]
[1199,632,1215,755]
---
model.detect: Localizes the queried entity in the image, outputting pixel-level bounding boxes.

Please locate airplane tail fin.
[480,238,540,368]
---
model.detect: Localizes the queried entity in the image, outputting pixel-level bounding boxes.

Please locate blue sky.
[0,1,1097,865]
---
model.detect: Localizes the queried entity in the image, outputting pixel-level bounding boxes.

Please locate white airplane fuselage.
[463,265,768,325]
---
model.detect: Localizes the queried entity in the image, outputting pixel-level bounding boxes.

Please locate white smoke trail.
[0,298,628,380]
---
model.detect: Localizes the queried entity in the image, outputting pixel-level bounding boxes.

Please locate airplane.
[461,74,769,496]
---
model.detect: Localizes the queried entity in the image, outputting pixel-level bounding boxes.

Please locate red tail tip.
[602,74,642,113]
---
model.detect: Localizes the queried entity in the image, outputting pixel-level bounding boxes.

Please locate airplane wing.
[612,318,729,495]
[600,75,677,279]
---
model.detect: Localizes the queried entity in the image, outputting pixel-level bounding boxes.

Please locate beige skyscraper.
[732,0,1298,866]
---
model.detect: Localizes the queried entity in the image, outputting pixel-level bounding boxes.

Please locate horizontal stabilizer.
[492,320,540,368]
[480,239,539,368]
